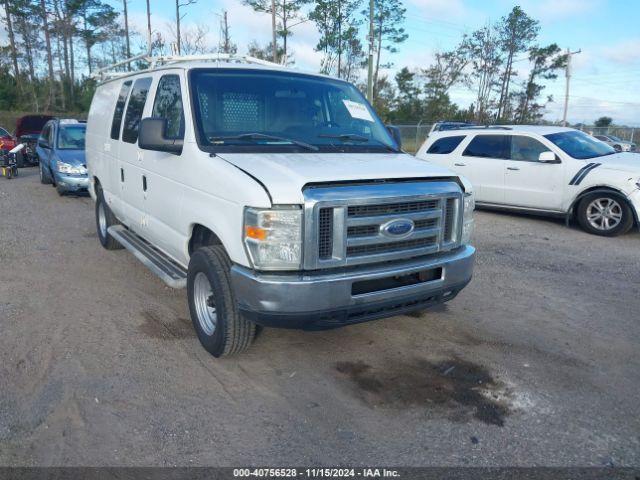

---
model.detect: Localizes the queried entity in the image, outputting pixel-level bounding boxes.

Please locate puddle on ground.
[138,309,194,339]
[335,358,510,426]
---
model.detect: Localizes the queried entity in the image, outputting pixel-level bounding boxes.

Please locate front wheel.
[577,193,634,236]
[187,245,255,357]
[40,163,51,184]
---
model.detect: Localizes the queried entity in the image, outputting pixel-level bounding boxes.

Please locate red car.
[0,126,17,152]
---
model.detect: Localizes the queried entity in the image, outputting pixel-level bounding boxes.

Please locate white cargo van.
[86,55,475,357]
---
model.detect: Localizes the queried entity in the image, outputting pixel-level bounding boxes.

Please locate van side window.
[463,135,510,159]
[427,136,465,154]
[110,81,132,140]
[151,75,185,140]
[122,77,152,144]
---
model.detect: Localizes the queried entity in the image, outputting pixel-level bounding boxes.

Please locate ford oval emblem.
[381,219,415,238]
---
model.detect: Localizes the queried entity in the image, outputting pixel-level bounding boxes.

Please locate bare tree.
[122,0,131,67]
[175,0,197,55]
[2,0,20,79]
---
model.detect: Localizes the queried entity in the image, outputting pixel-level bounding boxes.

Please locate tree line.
[0,1,568,125]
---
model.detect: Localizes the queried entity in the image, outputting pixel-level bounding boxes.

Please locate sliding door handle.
[142,175,147,191]
[454,163,466,167]
[507,167,520,171]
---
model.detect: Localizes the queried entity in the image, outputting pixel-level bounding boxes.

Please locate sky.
[3,0,640,125]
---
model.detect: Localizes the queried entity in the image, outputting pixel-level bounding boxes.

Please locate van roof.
[96,56,340,86]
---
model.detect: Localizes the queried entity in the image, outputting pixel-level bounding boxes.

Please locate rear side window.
[122,77,152,144]
[110,81,132,140]
[151,75,185,140]
[427,135,465,154]
[463,135,509,159]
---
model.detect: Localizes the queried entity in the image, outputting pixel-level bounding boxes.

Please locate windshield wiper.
[318,133,370,142]
[318,133,400,152]
[209,133,318,151]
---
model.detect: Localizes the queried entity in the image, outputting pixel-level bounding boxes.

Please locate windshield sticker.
[342,100,374,122]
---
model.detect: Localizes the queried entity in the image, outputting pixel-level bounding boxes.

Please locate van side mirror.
[38,138,49,148]
[386,125,402,149]
[139,118,183,154]
[538,151,559,163]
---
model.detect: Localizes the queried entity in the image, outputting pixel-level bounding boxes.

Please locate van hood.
[594,152,640,173]
[219,152,459,204]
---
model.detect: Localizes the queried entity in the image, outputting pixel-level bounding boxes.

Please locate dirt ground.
[1,167,639,467]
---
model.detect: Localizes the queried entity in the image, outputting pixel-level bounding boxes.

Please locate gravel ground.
[1,167,639,467]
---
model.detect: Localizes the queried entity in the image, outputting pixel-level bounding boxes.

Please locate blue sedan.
[36,119,89,195]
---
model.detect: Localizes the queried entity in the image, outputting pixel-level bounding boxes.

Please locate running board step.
[108,225,187,289]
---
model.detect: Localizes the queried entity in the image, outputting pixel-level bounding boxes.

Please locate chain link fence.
[395,123,637,154]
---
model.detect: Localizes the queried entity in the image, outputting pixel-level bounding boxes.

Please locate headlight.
[244,206,303,270]
[461,192,475,245]
[57,162,86,175]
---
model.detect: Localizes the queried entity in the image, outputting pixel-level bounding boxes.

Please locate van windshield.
[190,69,398,153]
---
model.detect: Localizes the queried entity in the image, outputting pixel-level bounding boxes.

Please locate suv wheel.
[577,193,634,236]
[95,189,123,250]
[187,245,255,357]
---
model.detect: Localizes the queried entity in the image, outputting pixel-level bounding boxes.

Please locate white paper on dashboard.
[342,100,374,122]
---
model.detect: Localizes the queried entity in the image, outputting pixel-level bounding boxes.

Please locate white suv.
[416,126,640,237]
[86,56,475,357]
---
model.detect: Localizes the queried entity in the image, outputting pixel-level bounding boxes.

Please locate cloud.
[405,0,472,20]
[598,38,640,65]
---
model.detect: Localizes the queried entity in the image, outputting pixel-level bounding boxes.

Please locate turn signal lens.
[245,226,267,241]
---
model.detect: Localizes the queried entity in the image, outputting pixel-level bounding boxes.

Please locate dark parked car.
[36,119,88,195]
[15,114,55,167]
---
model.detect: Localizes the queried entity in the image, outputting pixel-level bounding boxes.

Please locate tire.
[40,163,51,184]
[16,151,24,168]
[613,144,622,152]
[95,188,123,250]
[56,185,66,196]
[577,192,634,237]
[187,245,255,357]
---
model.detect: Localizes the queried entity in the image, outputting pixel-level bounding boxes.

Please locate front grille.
[318,207,334,259]
[348,199,439,217]
[304,181,463,269]
[443,198,456,242]
[347,237,437,257]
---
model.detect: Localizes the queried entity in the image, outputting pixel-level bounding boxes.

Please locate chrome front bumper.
[231,245,475,329]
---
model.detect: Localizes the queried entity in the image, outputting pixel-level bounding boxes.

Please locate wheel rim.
[193,272,217,336]
[586,198,623,231]
[97,201,108,238]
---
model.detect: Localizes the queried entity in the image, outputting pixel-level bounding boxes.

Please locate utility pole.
[271,0,277,63]
[366,0,374,102]
[562,48,581,127]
